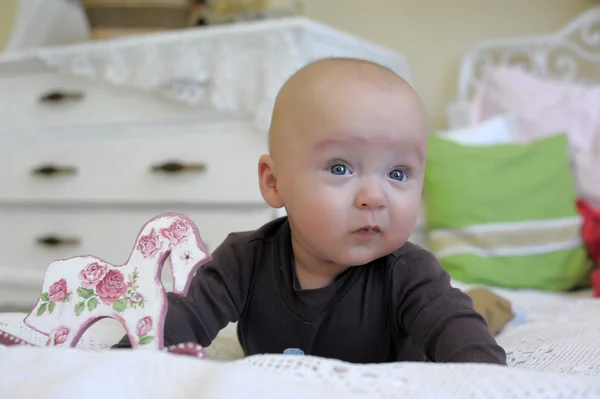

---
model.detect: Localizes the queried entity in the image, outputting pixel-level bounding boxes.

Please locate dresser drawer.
[0,206,272,270]
[0,71,211,132]
[0,205,273,308]
[0,125,267,205]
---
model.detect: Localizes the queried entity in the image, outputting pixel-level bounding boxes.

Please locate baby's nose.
[354,182,386,210]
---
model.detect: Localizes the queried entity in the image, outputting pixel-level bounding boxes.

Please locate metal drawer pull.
[39,90,85,104]
[150,161,207,174]
[37,235,81,247]
[31,164,77,177]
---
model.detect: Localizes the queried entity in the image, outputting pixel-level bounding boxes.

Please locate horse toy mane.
[1,212,211,357]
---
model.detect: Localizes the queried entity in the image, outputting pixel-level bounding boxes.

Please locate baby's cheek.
[397,189,422,211]
[389,201,420,231]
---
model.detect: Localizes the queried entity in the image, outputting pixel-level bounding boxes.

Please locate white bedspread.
[1,347,599,398]
[1,285,600,398]
[492,287,600,375]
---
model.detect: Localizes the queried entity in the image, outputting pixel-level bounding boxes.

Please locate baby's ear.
[258,154,284,209]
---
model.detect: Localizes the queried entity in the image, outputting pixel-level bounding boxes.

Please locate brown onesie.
[113,217,506,365]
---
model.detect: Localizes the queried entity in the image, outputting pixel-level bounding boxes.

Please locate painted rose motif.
[160,220,191,245]
[54,326,70,345]
[131,292,145,304]
[78,262,108,289]
[136,316,155,346]
[137,229,161,258]
[36,279,72,316]
[95,270,129,305]
[48,279,68,303]
[137,316,153,337]
[73,266,145,316]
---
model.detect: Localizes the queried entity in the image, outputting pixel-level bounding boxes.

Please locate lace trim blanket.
[1,347,599,398]
[1,286,600,398]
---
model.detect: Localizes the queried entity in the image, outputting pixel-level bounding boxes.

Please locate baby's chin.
[327,245,402,267]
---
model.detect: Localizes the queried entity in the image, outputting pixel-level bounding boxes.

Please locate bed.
[3,8,600,399]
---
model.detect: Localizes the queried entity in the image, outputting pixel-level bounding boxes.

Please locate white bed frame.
[448,6,600,128]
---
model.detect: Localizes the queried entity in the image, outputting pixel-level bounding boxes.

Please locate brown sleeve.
[112,233,252,349]
[391,249,507,365]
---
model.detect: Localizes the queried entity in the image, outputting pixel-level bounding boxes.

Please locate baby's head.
[258,58,428,267]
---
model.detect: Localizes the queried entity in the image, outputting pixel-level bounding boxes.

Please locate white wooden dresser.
[0,17,414,311]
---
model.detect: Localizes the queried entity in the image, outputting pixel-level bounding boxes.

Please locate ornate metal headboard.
[456,6,600,105]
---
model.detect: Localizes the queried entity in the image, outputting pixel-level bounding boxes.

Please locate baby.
[113,58,507,365]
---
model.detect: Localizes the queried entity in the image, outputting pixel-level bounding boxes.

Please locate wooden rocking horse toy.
[21,212,212,352]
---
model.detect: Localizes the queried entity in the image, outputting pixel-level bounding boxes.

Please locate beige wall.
[303,0,592,129]
[0,0,592,128]
[0,0,17,50]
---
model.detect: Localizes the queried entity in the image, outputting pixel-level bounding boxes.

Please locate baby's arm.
[112,233,251,349]
[392,248,507,364]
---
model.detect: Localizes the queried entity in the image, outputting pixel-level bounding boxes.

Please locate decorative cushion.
[412,114,519,250]
[424,133,592,291]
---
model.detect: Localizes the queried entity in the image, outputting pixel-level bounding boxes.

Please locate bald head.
[257,57,429,241]
[267,58,424,156]
[280,57,406,95]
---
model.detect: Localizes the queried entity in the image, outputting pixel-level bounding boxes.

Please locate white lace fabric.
[2,286,600,398]
[494,289,600,376]
[0,17,412,133]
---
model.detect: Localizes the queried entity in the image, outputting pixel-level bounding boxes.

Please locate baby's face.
[276,81,427,267]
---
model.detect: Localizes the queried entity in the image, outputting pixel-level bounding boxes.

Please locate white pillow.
[437,114,519,146]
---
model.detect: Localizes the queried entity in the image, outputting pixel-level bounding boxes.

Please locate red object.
[165,342,206,358]
[576,199,600,297]
[0,329,35,347]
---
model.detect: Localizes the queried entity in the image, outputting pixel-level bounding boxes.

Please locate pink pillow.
[470,66,600,154]
[470,66,600,208]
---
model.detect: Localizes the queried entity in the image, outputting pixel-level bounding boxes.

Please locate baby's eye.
[329,163,350,175]
[388,169,407,181]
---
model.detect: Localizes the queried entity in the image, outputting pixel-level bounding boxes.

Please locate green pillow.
[424,133,591,291]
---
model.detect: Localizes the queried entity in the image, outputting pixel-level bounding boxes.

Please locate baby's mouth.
[354,226,381,237]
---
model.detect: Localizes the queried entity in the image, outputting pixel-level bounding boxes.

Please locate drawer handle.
[150,161,207,174]
[31,164,77,177]
[39,90,85,104]
[36,235,81,247]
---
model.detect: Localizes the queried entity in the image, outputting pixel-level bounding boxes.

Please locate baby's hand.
[465,288,515,336]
